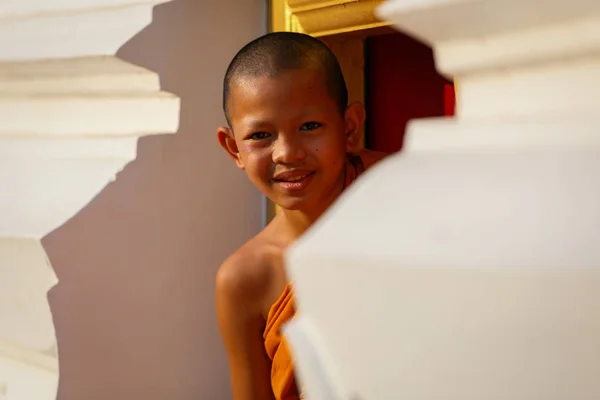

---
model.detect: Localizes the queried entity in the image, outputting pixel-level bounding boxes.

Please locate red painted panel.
[444,84,456,116]
[366,33,452,153]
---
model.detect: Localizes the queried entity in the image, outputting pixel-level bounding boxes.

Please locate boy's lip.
[272,169,315,182]
[272,171,316,193]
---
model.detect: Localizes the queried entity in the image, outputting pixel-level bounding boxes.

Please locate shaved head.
[223,32,348,125]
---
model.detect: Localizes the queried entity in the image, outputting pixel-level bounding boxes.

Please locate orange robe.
[263,154,366,400]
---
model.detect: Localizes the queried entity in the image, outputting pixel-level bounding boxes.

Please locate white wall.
[42,1,265,398]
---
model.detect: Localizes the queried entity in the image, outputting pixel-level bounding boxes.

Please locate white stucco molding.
[377,0,600,121]
[0,0,179,397]
[284,0,600,399]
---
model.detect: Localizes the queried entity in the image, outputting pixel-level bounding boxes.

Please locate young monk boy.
[215,32,387,400]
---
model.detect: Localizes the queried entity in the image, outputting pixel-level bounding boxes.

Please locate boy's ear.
[216,126,245,170]
[344,102,366,154]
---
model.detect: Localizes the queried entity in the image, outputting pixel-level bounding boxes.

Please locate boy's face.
[217,69,364,213]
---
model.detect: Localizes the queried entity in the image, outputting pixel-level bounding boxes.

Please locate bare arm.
[216,259,275,400]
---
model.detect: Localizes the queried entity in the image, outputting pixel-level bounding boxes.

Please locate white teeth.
[279,174,308,182]
[287,175,306,182]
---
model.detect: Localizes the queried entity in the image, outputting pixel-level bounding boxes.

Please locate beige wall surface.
[43,1,266,398]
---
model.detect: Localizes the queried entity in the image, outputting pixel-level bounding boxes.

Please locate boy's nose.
[272,134,307,165]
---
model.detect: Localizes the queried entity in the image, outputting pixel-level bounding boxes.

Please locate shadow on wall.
[42,1,265,399]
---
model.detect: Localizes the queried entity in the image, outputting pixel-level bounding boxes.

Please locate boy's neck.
[281,206,325,236]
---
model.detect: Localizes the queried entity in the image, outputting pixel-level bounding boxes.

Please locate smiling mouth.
[273,171,315,183]
[277,174,311,182]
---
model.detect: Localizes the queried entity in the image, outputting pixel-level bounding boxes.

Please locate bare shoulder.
[216,238,270,306]
[359,148,389,169]
[216,235,281,313]
[216,232,283,399]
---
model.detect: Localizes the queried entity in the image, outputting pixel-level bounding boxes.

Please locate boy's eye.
[300,122,322,131]
[249,131,271,140]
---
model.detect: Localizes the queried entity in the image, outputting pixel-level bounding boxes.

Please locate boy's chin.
[275,199,304,211]
[272,196,313,213]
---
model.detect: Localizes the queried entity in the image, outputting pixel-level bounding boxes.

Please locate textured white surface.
[283,317,346,400]
[0,2,170,61]
[290,149,600,268]
[377,0,600,119]
[0,137,139,238]
[0,353,57,400]
[0,0,179,397]
[285,0,600,399]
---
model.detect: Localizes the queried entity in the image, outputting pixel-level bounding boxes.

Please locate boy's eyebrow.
[243,119,271,131]
[241,109,322,131]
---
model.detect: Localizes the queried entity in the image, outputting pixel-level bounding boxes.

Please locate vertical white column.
[0,1,179,398]
[284,0,600,399]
